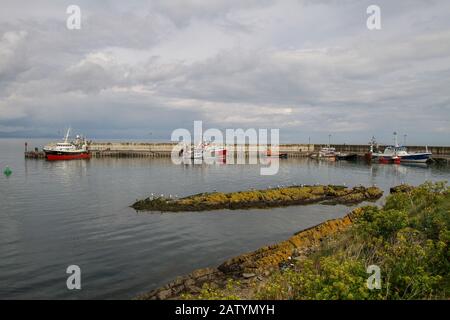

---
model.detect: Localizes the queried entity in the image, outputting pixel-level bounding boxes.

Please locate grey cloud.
[0,31,29,82]
[0,0,449,144]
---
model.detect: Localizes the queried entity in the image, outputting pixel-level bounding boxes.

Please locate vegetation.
[191,182,450,300]
[181,279,242,300]
[131,185,383,212]
[258,182,450,299]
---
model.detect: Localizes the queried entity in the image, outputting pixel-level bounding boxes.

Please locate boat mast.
[369,136,376,153]
[393,131,398,147]
[64,128,71,143]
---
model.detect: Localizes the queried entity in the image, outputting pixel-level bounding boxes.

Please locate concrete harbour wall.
[25,142,450,160]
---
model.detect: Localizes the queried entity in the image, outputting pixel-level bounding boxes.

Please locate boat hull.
[182,148,227,159]
[214,149,227,157]
[45,152,91,161]
[379,156,400,164]
[399,153,432,163]
[266,153,288,158]
[336,153,357,161]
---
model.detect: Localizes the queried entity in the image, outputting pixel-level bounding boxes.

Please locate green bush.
[255,181,450,300]
[257,257,383,300]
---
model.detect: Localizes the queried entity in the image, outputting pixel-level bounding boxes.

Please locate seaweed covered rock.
[324,186,383,205]
[131,185,383,212]
[137,209,360,300]
[217,212,356,275]
[390,184,415,194]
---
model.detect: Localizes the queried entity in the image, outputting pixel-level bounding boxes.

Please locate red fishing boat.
[43,129,91,161]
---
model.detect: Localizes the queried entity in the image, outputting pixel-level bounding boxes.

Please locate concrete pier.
[24,142,450,162]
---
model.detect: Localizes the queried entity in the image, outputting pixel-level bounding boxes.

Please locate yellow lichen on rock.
[218,211,356,275]
[131,185,383,212]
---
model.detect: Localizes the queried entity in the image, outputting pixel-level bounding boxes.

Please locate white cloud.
[0,0,449,144]
[0,30,28,80]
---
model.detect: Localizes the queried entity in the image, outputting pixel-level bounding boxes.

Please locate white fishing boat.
[179,141,227,160]
[318,146,339,160]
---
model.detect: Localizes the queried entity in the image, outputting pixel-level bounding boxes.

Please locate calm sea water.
[1,138,449,299]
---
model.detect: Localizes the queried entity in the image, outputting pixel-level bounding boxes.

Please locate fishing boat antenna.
[393,131,398,147]
[64,128,71,143]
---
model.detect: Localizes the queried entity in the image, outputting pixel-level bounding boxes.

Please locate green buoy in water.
[3,166,12,177]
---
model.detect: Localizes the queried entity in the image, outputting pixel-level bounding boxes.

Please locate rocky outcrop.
[137,268,224,300]
[131,185,383,212]
[390,184,415,194]
[136,207,365,300]
[217,211,358,275]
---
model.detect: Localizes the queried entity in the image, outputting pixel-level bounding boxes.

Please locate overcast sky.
[0,0,449,144]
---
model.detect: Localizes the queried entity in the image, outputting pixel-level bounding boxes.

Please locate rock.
[187,285,202,294]
[184,278,195,287]
[157,289,172,300]
[390,184,415,194]
[132,185,382,212]
[137,209,360,300]
[191,267,216,279]
[294,255,307,262]
[173,276,186,286]
[242,273,256,279]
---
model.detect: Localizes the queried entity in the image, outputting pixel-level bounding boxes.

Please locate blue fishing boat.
[395,146,432,163]
[370,133,432,163]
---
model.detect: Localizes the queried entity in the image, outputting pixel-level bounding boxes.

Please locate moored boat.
[394,146,432,163]
[43,129,90,161]
[367,133,432,164]
[266,148,288,158]
[318,146,339,160]
[336,153,358,161]
[180,141,227,160]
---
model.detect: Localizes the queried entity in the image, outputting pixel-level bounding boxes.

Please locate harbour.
[2,138,450,299]
[2,0,450,306]
[24,141,450,163]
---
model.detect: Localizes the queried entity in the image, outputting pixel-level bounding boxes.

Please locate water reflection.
[1,139,449,299]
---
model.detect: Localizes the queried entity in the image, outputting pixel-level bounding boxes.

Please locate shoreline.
[137,182,449,300]
[136,208,361,300]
